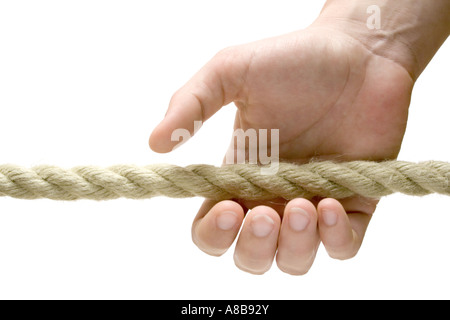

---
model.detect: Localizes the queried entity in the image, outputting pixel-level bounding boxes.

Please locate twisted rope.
[0,160,448,201]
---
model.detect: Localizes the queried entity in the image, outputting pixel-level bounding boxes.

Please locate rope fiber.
[0,160,448,201]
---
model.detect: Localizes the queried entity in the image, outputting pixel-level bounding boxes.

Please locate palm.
[233,28,413,164]
[220,28,413,212]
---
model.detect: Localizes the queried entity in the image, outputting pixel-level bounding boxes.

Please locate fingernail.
[322,209,338,227]
[251,214,275,238]
[216,211,238,231]
[289,207,310,232]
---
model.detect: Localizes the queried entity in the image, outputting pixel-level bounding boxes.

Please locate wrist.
[312,0,450,80]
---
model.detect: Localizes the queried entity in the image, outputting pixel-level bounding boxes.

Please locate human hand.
[149,13,417,274]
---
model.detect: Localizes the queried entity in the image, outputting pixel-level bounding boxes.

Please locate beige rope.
[0,160,448,201]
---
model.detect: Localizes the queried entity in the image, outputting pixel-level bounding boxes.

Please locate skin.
[149,1,449,275]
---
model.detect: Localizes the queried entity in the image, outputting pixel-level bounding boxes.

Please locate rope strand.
[0,160,448,201]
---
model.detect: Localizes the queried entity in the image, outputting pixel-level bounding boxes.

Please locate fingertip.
[212,200,246,227]
[149,121,172,153]
[285,199,317,222]
[317,198,342,211]
[149,109,198,153]
[276,199,320,275]
[233,206,281,274]
[250,206,281,229]
[317,198,359,260]
[317,198,344,225]
[192,200,245,256]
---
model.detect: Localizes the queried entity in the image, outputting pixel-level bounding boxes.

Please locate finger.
[149,47,247,153]
[233,206,281,275]
[276,198,320,275]
[191,199,245,256]
[318,198,373,260]
[338,196,378,238]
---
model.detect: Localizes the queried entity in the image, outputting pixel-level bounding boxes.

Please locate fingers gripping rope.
[0,161,448,201]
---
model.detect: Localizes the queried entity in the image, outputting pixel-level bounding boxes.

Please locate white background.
[0,0,449,299]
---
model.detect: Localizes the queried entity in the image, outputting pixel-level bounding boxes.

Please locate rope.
[0,160,448,201]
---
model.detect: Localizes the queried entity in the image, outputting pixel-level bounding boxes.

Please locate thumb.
[149,47,247,153]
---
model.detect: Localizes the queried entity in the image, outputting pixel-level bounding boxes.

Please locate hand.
[149,24,414,274]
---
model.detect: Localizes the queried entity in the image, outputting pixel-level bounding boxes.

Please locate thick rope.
[0,160,448,201]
